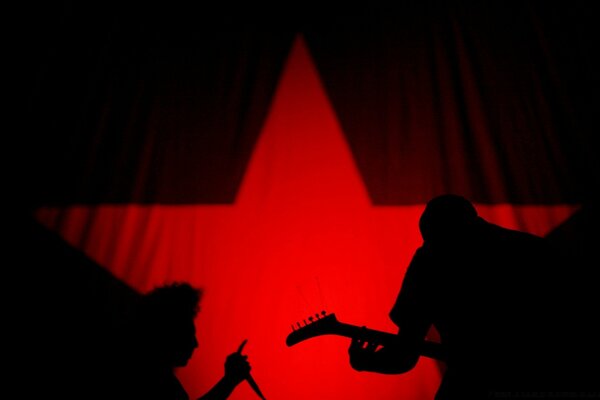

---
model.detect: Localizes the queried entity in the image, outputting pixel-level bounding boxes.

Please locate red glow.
[35,36,578,399]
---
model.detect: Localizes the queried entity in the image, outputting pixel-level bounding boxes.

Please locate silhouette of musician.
[113,282,252,400]
[348,194,569,398]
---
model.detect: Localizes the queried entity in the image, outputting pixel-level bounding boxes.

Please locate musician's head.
[136,282,202,367]
[419,194,478,244]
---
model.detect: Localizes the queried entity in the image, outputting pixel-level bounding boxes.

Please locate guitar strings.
[295,285,311,310]
[315,275,327,311]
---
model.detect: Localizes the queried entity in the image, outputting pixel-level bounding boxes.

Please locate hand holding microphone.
[225,339,266,400]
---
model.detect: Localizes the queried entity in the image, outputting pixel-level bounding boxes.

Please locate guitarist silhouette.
[347,194,574,399]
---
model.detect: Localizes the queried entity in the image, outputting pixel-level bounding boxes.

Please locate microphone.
[237,340,266,400]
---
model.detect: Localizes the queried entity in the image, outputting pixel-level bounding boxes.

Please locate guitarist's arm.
[349,249,435,374]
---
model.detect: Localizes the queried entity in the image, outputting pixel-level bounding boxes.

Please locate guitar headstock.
[286,311,339,347]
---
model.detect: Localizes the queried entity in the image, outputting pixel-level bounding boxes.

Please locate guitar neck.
[335,322,446,362]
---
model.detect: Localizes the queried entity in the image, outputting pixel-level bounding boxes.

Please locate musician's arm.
[349,248,433,374]
[197,376,238,400]
[197,350,249,400]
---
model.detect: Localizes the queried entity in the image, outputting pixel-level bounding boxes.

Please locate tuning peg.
[297,322,302,329]
[308,316,314,323]
[291,324,296,331]
[321,310,327,317]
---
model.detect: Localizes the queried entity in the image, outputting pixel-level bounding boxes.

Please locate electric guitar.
[286,311,447,362]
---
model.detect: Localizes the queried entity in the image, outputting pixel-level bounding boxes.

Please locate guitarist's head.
[419,194,479,245]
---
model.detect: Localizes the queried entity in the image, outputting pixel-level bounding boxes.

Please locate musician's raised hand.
[224,340,251,385]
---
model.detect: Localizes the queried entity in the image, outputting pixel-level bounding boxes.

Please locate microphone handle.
[246,373,266,400]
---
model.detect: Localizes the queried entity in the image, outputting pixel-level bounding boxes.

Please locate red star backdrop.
[15,2,598,400]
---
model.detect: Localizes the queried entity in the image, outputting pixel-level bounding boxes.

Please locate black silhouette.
[347,194,584,398]
[111,282,252,400]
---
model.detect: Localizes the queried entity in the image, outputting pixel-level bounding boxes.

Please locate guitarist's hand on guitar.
[348,327,380,372]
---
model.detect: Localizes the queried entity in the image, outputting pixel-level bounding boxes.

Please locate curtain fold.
[22,2,296,206]
[303,1,597,205]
